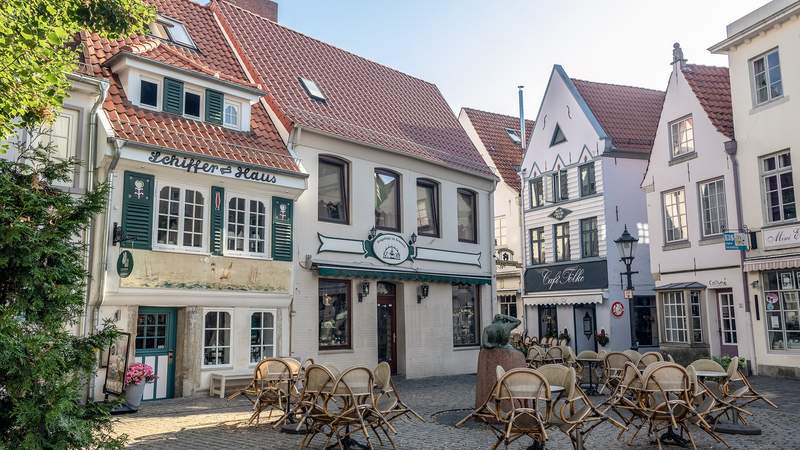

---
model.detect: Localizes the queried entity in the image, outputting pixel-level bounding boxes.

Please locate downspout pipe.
[286,126,301,357]
[725,139,759,373]
[518,167,528,336]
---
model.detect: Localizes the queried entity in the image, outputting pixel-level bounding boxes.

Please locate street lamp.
[614,225,639,294]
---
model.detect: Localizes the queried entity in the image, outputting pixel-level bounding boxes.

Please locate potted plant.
[124,362,156,410]
[596,329,610,347]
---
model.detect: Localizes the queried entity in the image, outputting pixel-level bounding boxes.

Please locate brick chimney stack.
[227,0,278,22]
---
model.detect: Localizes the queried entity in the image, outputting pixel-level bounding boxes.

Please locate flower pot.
[125,382,146,410]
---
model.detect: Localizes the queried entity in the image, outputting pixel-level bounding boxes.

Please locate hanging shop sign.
[723,231,749,251]
[317,233,482,266]
[524,260,608,293]
[762,225,800,250]
[116,250,134,278]
[121,148,306,190]
[611,301,625,318]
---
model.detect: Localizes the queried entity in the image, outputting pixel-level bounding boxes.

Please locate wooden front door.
[377,282,398,374]
[134,307,177,400]
[717,291,739,356]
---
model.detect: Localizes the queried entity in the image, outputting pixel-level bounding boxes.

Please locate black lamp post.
[614,225,639,293]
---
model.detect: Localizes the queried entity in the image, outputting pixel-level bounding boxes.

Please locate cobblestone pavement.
[114,375,800,449]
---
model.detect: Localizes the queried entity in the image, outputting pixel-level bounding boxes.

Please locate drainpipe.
[489,178,498,322]
[725,139,759,374]
[86,138,122,401]
[286,126,301,357]
[518,167,528,336]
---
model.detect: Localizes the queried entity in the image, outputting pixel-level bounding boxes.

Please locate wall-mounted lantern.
[583,312,593,339]
[417,284,430,303]
[358,281,370,302]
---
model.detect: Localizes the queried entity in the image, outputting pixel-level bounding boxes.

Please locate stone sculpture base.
[475,347,527,409]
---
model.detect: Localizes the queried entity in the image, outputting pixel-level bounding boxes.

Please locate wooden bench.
[209,372,253,398]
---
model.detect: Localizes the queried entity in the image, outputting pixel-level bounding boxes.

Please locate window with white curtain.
[156,185,205,250]
[662,188,688,243]
[699,178,727,237]
[226,196,267,256]
[669,116,694,158]
[250,311,275,363]
[662,291,687,343]
[203,310,231,366]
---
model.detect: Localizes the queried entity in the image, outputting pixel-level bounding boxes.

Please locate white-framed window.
[498,294,517,318]
[155,184,207,251]
[223,101,240,129]
[150,15,196,49]
[226,195,267,256]
[551,169,568,202]
[662,188,688,243]
[719,292,737,345]
[761,151,796,223]
[751,48,782,105]
[530,177,544,208]
[690,290,702,343]
[505,128,521,144]
[203,310,232,367]
[662,291,688,343]
[494,216,507,247]
[183,87,203,120]
[699,178,727,237]
[763,270,800,351]
[139,77,160,109]
[669,116,694,158]
[250,310,276,364]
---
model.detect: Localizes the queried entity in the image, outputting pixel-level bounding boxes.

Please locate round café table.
[577,358,603,395]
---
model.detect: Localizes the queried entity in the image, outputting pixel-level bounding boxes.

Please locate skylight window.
[150,16,195,48]
[300,77,326,101]
[505,128,521,144]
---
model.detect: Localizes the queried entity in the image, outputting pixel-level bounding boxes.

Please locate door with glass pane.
[134,307,177,400]
[377,282,397,374]
[717,291,738,356]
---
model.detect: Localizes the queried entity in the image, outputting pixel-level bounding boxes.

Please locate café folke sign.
[524,260,608,293]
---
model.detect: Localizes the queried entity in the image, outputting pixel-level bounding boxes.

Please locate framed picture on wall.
[103,332,131,396]
[780,272,795,290]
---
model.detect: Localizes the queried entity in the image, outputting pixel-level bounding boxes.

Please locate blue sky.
[278,0,764,118]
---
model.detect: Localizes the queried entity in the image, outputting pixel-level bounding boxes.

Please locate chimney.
[228,0,278,22]
[518,86,526,150]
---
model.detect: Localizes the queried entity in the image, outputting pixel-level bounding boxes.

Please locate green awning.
[316,264,492,285]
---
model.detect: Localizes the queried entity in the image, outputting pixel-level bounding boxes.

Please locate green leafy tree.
[0,0,154,142]
[0,132,120,448]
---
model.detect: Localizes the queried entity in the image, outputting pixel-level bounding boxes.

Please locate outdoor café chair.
[327,366,396,450]
[544,345,565,364]
[623,349,642,366]
[640,362,710,450]
[599,352,632,394]
[685,366,732,448]
[293,364,339,448]
[604,362,648,443]
[574,350,599,386]
[227,357,294,425]
[723,356,778,411]
[527,346,545,368]
[637,351,664,369]
[492,368,551,450]
[373,361,424,424]
[557,337,569,346]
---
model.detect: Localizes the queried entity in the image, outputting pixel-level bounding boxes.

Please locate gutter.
[725,140,759,373]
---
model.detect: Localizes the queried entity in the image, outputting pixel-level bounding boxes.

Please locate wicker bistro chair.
[637,351,664,369]
[719,356,778,418]
[574,350,599,386]
[373,362,424,424]
[639,362,714,450]
[603,362,648,443]
[492,368,552,450]
[623,350,643,366]
[325,367,396,450]
[544,346,565,365]
[527,346,546,368]
[227,357,295,425]
[599,352,633,394]
[557,338,569,346]
[294,364,339,448]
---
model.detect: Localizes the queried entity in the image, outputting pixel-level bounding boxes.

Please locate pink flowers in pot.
[125,363,157,385]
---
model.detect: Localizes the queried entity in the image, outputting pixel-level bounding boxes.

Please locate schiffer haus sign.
[122,147,306,190]
[524,260,608,293]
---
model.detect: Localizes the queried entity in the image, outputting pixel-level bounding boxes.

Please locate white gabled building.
[460,108,534,328]
[519,65,664,354]
[642,44,755,365]
[711,0,800,377]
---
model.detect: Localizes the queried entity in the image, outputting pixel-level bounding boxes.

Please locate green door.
[134,307,177,400]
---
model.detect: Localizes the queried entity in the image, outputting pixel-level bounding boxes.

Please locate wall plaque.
[116,250,134,278]
[763,225,800,250]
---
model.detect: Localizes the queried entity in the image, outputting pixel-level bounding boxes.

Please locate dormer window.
[300,77,326,101]
[223,101,240,129]
[140,78,159,108]
[150,16,195,49]
[505,128,521,144]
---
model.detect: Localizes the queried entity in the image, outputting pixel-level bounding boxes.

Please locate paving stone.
[114,375,800,449]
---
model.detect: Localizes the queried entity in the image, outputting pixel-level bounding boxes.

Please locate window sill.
[698,235,724,246]
[662,241,691,251]
[151,246,209,255]
[318,348,354,355]
[750,95,789,115]
[453,345,481,351]
[668,152,698,166]
[223,252,274,262]
[761,219,800,230]
[318,217,351,226]
[201,364,234,371]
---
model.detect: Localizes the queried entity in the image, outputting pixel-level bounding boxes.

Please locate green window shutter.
[205,89,223,124]
[121,171,154,249]
[210,186,225,256]
[271,197,293,261]
[163,78,184,114]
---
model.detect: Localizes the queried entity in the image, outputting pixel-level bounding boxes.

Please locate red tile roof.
[79,0,298,173]
[571,79,665,154]
[681,64,734,139]
[462,108,533,191]
[216,1,494,178]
